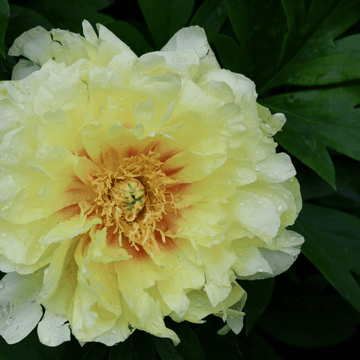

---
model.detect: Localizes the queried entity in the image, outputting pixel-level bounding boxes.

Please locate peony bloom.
[0,21,304,346]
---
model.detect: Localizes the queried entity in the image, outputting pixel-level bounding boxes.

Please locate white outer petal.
[8,26,50,62]
[226,314,245,334]
[197,69,257,103]
[0,273,43,344]
[37,310,71,346]
[256,153,297,183]
[82,20,98,45]
[12,59,41,80]
[161,26,220,74]
[161,26,209,57]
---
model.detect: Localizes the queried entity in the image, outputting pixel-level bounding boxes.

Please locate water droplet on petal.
[42,337,50,343]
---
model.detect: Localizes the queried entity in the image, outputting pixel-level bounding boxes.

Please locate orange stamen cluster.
[88,152,175,253]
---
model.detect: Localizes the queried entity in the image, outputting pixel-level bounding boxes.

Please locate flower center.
[112,178,145,222]
[86,152,175,253]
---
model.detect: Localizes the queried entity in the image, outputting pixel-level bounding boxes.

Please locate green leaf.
[80,343,110,360]
[0,0,9,58]
[20,0,114,34]
[239,330,283,359]
[165,320,206,360]
[7,5,53,45]
[104,21,153,56]
[260,0,360,92]
[295,160,335,201]
[258,268,360,348]
[109,332,157,360]
[222,0,287,87]
[150,337,183,360]
[309,155,360,218]
[192,320,241,360]
[138,0,195,49]
[240,278,274,335]
[261,84,360,188]
[292,204,360,314]
[189,0,228,34]
[210,33,243,73]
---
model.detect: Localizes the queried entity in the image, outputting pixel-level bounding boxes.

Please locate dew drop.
[277,205,283,212]
[195,303,202,308]
[257,267,263,272]
[257,200,264,205]
[111,329,117,334]
[5,320,11,326]
[240,202,245,207]
[42,337,50,343]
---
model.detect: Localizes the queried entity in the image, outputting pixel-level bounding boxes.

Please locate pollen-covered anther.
[87,152,175,253]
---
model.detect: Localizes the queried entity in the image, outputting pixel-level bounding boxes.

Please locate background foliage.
[1,0,360,358]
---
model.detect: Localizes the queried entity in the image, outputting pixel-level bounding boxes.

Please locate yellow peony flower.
[0,21,304,347]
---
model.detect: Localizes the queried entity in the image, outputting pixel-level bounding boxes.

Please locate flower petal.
[0,272,43,344]
[37,310,70,346]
